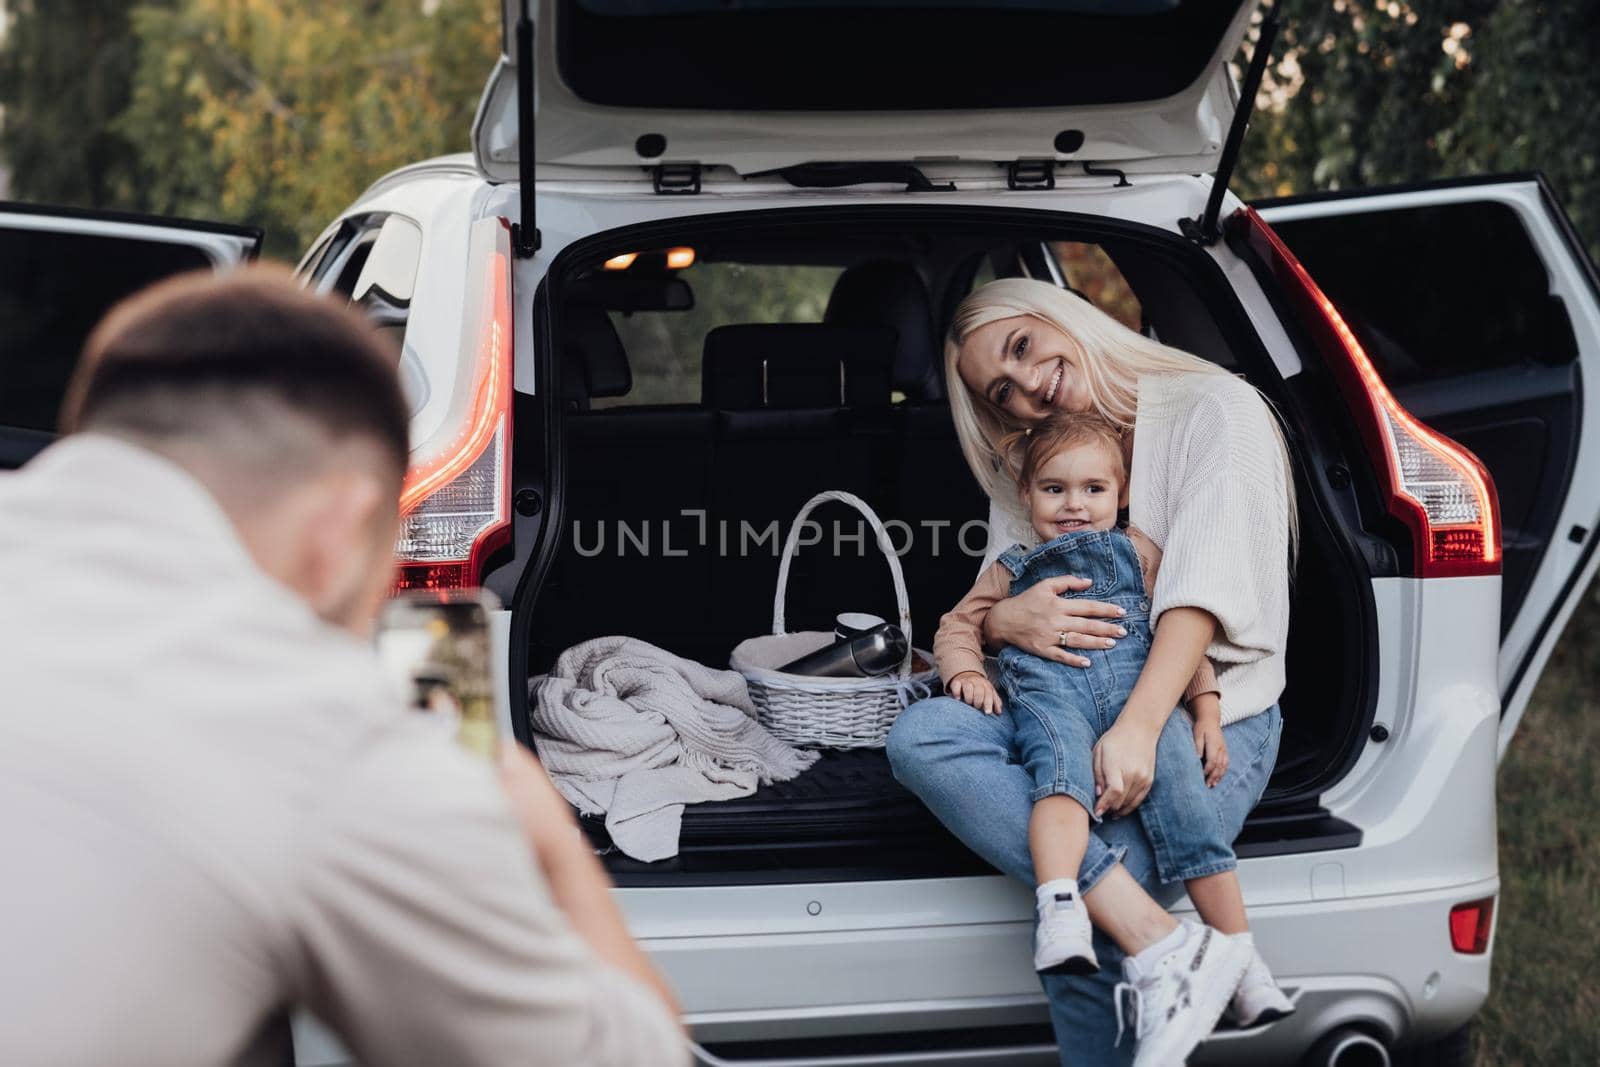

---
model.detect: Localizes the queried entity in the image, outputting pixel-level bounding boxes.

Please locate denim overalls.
[996,527,1237,885]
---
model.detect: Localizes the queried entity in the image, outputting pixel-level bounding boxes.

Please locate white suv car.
[4,2,1598,1063]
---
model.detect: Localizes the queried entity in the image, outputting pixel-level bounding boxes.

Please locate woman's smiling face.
[956,314,1093,423]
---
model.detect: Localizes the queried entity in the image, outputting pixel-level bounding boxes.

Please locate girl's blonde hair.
[997,412,1127,496]
[944,277,1298,560]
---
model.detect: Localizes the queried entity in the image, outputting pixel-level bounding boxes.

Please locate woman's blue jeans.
[885,697,1282,1067]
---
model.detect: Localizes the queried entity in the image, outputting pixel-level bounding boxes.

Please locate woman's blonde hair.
[944,277,1298,560]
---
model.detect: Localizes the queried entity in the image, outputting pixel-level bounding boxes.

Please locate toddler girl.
[932,412,1293,1036]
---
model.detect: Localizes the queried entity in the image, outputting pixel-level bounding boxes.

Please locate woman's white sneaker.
[1033,878,1098,975]
[1114,921,1252,1067]
[1226,943,1296,1029]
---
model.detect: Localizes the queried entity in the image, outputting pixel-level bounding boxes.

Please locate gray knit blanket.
[529,636,819,862]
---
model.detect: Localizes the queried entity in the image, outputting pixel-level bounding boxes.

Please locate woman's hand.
[947,671,1002,716]
[982,575,1128,669]
[1091,716,1162,818]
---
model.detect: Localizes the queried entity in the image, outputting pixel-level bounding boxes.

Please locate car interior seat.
[824,260,944,401]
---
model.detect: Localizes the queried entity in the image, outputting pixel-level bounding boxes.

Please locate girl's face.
[957,314,1094,424]
[1025,440,1126,543]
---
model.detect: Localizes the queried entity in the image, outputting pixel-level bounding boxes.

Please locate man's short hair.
[60,265,410,482]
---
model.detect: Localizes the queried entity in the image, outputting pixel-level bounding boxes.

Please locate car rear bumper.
[653,873,1496,1065]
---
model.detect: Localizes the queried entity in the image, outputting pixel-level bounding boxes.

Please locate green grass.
[1473,576,1600,1065]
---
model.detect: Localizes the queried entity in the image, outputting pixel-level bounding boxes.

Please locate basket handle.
[772,490,914,679]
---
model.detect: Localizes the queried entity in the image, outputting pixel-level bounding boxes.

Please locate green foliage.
[0,0,163,208]
[4,1,1594,261]
[0,0,498,258]
[1237,1,1600,259]
[118,0,497,258]
[1476,580,1600,1066]
[1452,2,1600,254]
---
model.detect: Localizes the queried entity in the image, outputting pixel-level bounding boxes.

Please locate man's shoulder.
[288,716,541,956]
[303,710,515,851]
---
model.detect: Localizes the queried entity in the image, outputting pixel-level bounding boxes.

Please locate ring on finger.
[1057,630,1070,648]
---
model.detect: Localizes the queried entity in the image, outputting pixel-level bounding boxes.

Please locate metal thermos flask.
[777,623,908,678]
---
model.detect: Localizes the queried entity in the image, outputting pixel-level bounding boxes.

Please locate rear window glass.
[303,215,425,415]
[1269,201,1577,387]
[0,227,211,433]
[557,0,1241,111]
[599,262,842,408]
[1050,241,1143,332]
[585,241,1147,408]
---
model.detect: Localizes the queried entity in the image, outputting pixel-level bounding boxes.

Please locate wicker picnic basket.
[730,491,939,749]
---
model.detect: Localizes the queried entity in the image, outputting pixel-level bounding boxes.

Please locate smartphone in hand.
[377,590,501,759]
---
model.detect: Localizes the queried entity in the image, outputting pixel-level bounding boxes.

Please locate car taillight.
[394,218,513,592]
[1449,897,1495,954]
[1232,207,1501,578]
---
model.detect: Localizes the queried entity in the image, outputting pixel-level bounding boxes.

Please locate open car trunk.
[479,0,1257,178]
[512,207,1377,885]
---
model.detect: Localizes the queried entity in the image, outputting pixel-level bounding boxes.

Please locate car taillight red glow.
[1232,207,1501,578]
[393,217,513,592]
[1449,897,1495,954]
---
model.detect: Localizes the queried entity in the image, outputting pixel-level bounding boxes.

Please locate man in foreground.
[0,268,687,1066]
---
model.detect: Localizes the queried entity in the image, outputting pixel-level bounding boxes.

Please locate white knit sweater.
[982,372,1291,725]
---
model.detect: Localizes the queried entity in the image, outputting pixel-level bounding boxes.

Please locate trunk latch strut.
[653,164,703,195]
[1007,160,1057,191]
[1182,1,1280,245]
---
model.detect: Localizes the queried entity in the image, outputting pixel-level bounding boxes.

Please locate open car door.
[0,203,261,470]
[1258,173,1600,756]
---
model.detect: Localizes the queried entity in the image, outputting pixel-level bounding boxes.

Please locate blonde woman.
[885,278,1292,1067]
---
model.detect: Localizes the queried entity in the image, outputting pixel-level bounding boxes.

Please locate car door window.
[1050,241,1144,334]
[305,215,427,417]
[1268,201,1578,386]
[1268,192,1587,649]
[306,215,390,300]
[0,227,210,434]
[351,217,423,309]
[296,230,343,284]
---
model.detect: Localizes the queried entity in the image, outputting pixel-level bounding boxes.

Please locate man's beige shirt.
[0,436,687,1067]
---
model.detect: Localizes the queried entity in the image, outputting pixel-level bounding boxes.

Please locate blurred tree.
[1236,0,1599,258]
[0,0,169,208]
[117,0,497,258]
[4,1,1593,261]
[1452,2,1600,252]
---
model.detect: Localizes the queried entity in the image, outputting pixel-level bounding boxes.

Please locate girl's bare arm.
[1128,526,1220,703]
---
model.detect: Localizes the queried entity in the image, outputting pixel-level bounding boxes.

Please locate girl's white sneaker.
[1033,879,1098,975]
[1227,946,1296,1029]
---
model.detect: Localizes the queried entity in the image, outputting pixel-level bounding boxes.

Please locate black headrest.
[825,260,943,400]
[702,324,895,410]
[561,307,631,405]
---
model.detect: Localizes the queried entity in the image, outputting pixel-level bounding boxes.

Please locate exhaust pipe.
[1308,1027,1392,1067]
